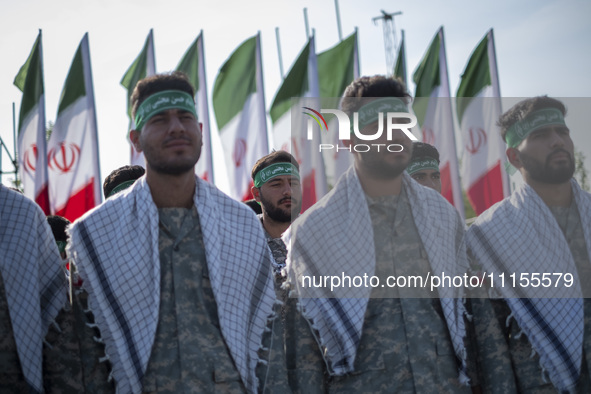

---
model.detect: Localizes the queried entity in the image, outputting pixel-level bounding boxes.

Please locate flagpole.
[438,27,465,219]
[256,32,270,153]
[303,8,310,38]
[12,102,18,185]
[275,27,285,79]
[334,0,343,41]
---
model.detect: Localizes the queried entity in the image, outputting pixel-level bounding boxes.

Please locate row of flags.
[14,26,509,223]
[399,27,510,217]
[15,31,100,222]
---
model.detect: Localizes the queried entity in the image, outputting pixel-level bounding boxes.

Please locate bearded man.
[467,96,591,392]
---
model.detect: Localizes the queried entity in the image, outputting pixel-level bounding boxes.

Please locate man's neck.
[525,176,573,207]
[355,163,404,197]
[146,170,196,208]
[261,213,291,238]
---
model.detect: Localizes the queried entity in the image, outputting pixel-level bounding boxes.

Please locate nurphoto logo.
[302,106,418,153]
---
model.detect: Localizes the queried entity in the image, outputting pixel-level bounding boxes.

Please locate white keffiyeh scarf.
[467,179,591,392]
[284,167,469,381]
[0,185,66,393]
[68,176,276,394]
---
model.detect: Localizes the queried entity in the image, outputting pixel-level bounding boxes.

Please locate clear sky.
[1,0,590,193]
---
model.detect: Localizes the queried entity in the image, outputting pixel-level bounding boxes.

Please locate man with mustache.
[467,96,591,392]
[68,72,282,393]
[251,150,302,283]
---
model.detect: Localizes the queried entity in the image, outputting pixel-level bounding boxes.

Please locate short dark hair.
[244,199,263,215]
[251,150,299,182]
[47,215,70,243]
[341,75,410,116]
[131,72,195,122]
[103,165,145,198]
[498,96,567,143]
[410,142,440,164]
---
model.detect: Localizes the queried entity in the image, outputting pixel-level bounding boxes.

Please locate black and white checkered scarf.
[68,176,276,394]
[0,185,66,393]
[467,179,591,392]
[284,167,469,382]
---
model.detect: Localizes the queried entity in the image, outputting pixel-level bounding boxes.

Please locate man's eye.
[433,174,440,180]
[150,116,165,123]
[412,175,424,181]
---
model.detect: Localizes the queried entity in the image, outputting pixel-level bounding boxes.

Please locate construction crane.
[372,10,402,76]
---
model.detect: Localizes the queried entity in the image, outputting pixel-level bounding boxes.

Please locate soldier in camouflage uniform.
[250,150,302,393]
[250,150,302,283]
[68,73,284,393]
[42,215,114,393]
[284,75,491,393]
[0,185,66,393]
[468,96,591,392]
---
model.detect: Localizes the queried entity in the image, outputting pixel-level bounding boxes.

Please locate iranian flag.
[120,29,156,167]
[270,36,327,211]
[413,27,464,219]
[14,31,50,213]
[176,31,214,183]
[456,29,509,215]
[317,31,359,187]
[213,33,269,201]
[47,33,101,222]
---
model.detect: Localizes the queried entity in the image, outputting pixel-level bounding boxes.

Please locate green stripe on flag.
[121,32,152,118]
[57,44,86,115]
[177,36,199,92]
[318,32,356,98]
[270,41,311,124]
[456,33,491,121]
[14,32,44,131]
[412,30,441,126]
[213,36,257,130]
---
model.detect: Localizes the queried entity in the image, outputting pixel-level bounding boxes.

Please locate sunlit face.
[411,169,442,193]
[131,107,202,175]
[254,174,302,223]
[511,124,575,184]
[352,119,413,179]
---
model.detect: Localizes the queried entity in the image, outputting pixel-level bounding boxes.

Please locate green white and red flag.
[121,29,156,167]
[270,36,327,211]
[14,30,50,213]
[47,33,101,221]
[176,31,214,183]
[213,33,269,201]
[413,27,464,219]
[456,29,509,215]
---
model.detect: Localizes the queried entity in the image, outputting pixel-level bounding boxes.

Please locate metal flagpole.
[275,27,285,79]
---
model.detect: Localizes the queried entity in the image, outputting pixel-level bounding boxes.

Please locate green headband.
[253,163,300,188]
[56,241,67,255]
[406,158,440,175]
[505,108,566,148]
[353,97,409,134]
[134,90,197,131]
[108,180,136,198]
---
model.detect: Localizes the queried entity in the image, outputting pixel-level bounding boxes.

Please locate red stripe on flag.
[467,161,505,215]
[241,180,255,201]
[55,178,97,222]
[35,185,50,215]
[439,163,454,206]
[301,170,317,212]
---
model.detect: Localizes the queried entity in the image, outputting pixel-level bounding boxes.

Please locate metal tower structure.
[372,10,402,76]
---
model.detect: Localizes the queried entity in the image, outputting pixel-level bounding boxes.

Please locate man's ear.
[506,147,522,169]
[130,130,143,153]
[251,186,261,202]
